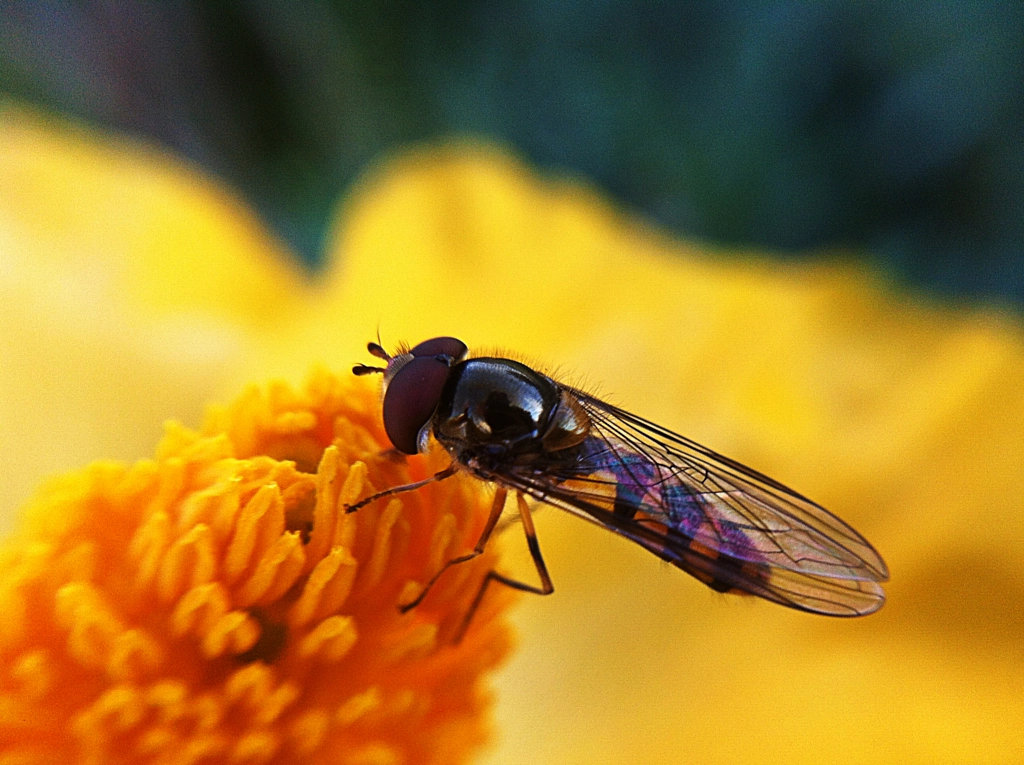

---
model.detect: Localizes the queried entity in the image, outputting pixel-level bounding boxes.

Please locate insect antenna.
[353,339,393,375]
[367,341,391,361]
[352,364,385,376]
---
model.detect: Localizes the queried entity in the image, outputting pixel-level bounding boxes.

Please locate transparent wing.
[494,388,888,616]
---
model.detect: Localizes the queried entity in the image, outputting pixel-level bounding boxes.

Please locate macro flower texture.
[0,373,510,765]
[3,104,1024,765]
[0,110,515,765]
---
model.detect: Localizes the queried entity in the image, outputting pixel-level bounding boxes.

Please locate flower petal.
[289,143,1024,764]
[0,107,309,529]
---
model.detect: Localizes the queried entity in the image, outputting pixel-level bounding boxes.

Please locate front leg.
[343,464,458,513]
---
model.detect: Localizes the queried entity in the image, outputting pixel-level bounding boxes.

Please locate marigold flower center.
[0,369,514,765]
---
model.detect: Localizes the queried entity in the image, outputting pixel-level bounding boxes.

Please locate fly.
[351,336,888,641]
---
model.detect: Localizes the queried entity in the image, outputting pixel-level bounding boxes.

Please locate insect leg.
[344,464,458,514]
[398,486,510,613]
[452,491,554,643]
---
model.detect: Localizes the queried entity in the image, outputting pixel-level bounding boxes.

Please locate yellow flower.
[3,104,1024,764]
[0,368,512,764]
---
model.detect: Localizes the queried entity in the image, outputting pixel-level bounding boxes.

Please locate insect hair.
[468,344,612,402]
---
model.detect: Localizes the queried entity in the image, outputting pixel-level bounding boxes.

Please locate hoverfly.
[352,337,888,640]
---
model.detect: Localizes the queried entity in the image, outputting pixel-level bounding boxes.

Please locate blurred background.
[3,3,1024,765]
[2,0,1022,304]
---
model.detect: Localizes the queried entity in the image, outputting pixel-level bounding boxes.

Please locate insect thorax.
[432,358,591,476]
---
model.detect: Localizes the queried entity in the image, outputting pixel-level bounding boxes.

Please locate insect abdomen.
[672,539,771,596]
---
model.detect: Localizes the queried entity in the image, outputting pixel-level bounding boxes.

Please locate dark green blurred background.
[2,1,1021,304]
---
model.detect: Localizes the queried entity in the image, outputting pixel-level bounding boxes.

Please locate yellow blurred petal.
[0,107,309,529]
[3,108,1024,764]
[276,143,1021,764]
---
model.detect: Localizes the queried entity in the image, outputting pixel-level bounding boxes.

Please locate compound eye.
[409,336,468,362]
[382,356,452,454]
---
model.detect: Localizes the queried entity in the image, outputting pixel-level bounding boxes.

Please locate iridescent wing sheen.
[494,387,888,617]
